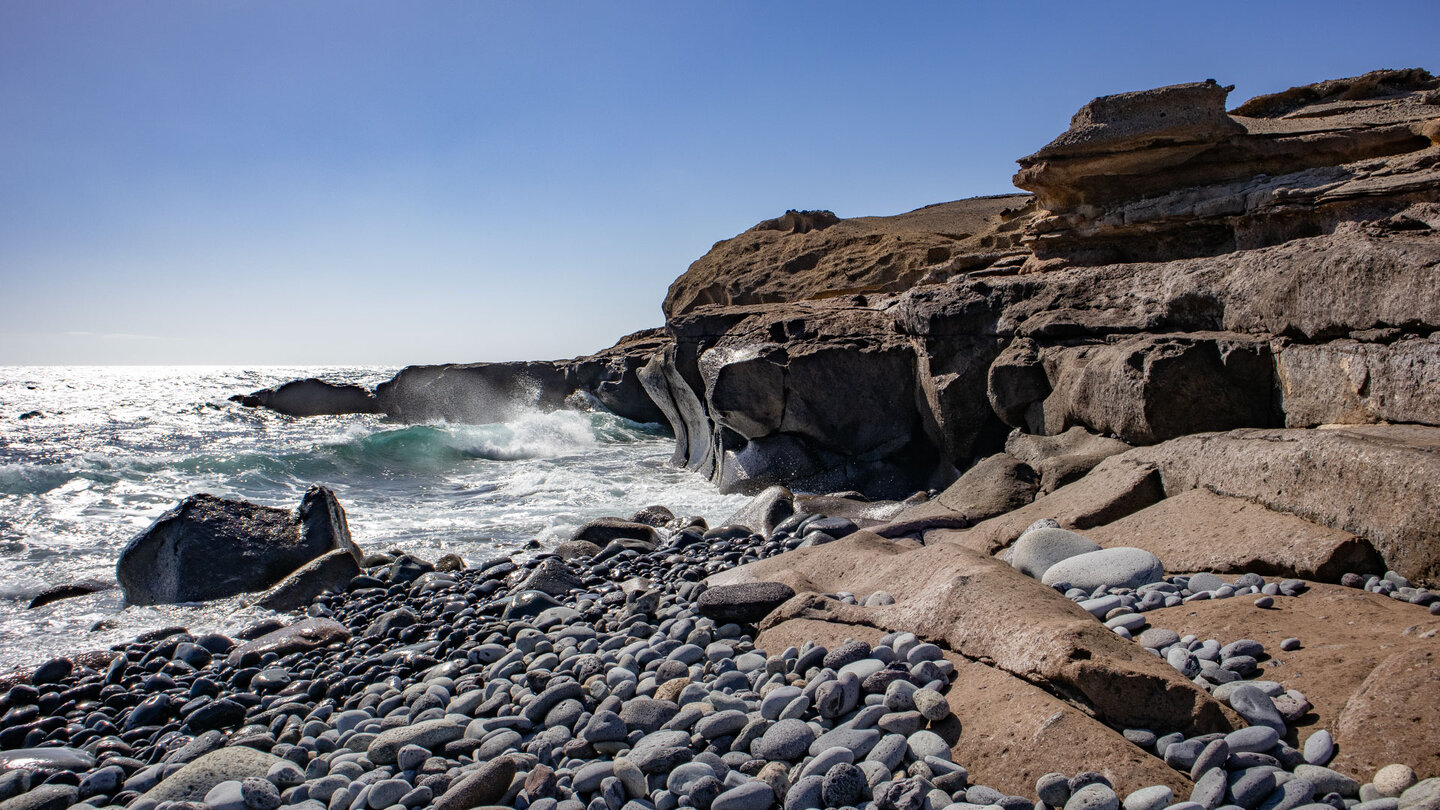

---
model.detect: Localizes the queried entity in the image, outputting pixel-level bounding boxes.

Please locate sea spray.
[0,365,746,669]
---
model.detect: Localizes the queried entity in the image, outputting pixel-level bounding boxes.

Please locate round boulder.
[1011,527,1102,580]
[1040,547,1165,591]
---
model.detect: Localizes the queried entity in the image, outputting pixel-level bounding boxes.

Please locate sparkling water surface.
[0,366,746,671]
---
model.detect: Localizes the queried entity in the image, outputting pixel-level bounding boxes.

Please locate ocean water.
[0,366,748,671]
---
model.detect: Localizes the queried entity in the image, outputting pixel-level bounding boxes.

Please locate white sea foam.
[0,366,745,670]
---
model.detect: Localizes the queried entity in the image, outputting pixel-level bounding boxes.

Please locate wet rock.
[117,487,360,605]
[252,548,361,612]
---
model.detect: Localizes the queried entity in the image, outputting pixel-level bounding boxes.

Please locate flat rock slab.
[1335,646,1440,781]
[1144,581,1440,779]
[757,618,1194,799]
[713,531,1237,735]
[935,455,1164,554]
[1122,426,1440,585]
[1086,488,1383,582]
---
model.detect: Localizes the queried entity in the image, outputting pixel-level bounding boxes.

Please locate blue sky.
[1,2,1435,365]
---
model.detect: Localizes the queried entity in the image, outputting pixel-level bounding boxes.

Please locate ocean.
[0,366,748,671]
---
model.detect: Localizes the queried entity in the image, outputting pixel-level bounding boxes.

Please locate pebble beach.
[1,503,1437,810]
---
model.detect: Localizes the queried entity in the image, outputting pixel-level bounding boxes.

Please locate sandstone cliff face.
[642,69,1440,498]
[662,195,1034,318]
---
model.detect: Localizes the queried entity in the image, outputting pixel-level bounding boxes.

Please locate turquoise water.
[0,366,746,669]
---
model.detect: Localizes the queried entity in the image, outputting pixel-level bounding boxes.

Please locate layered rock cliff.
[639,68,1440,498]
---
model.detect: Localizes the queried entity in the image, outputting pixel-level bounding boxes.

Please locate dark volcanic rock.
[26,578,113,609]
[722,485,796,536]
[230,378,379,416]
[571,517,662,549]
[374,361,574,424]
[696,581,796,624]
[252,548,361,612]
[116,485,361,605]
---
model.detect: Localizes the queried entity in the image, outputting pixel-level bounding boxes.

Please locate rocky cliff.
[638,68,1440,500]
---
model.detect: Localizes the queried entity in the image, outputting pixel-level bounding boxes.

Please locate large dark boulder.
[230,379,380,416]
[116,486,362,606]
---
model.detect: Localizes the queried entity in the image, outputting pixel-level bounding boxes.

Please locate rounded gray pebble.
[712,780,774,810]
[912,688,949,722]
[1065,783,1119,810]
[1122,785,1172,810]
[1304,730,1335,765]
[366,780,410,810]
[240,777,281,810]
[906,729,950,761]
[750,717,815,761]
[1037,772,1072,807]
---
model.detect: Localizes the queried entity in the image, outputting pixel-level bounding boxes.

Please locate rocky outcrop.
[229,379,379,416]
[237,69,1440,502]
[1013,70,1440,266]
[237,329,670,426]
[568,328,670,424]
[374,361,574,424]
[116,486,362,605]
[642,70,1440,497]
[663,196,1033,318]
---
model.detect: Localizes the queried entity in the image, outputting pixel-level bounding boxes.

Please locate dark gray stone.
[117,487,360,605]
[696,582,796,624]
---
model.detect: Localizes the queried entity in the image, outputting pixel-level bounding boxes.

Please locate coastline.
[3,68,1440,810]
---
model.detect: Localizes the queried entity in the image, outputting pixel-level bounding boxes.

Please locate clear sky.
[1,1,1435,365]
